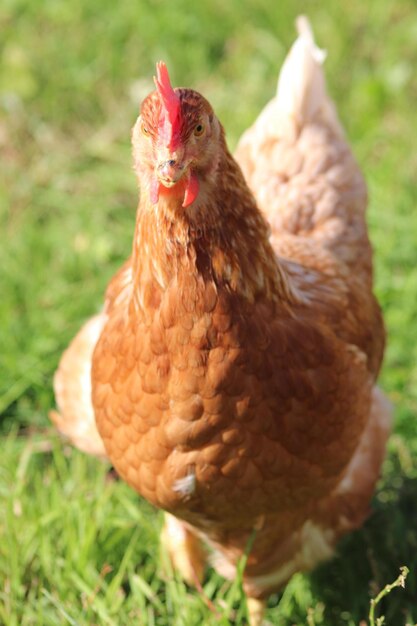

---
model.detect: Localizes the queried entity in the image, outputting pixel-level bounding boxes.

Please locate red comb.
[153,61,181,149]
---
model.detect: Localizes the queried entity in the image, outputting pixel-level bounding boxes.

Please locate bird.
[51,17,391,625]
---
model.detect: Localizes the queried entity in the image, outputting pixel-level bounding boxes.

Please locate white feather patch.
[173,470,196,497]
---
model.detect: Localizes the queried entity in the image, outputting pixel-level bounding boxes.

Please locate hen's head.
[132,62,223,208]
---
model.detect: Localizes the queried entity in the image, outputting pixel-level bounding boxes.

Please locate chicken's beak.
[156,159,187,188]
[151,152,199,208]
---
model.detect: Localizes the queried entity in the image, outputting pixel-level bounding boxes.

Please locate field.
[1,0,417,623]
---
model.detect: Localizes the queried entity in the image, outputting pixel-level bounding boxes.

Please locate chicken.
[51,18,391,625]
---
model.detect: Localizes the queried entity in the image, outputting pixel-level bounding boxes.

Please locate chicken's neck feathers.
[131,147,293,312]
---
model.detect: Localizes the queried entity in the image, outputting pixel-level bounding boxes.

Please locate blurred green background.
[1,0,417,624]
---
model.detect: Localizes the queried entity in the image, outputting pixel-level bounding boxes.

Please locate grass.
[1,0,417,623]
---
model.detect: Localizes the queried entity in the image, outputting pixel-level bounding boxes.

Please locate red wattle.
[182,172,199,208]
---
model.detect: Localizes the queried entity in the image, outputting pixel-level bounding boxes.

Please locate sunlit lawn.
[1,0,417,623]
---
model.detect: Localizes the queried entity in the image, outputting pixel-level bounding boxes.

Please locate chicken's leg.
[247,597,266,626]
[161,513,206,586]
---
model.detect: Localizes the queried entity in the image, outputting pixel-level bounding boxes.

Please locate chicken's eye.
[141,124,150,136]
[194,123,205,137]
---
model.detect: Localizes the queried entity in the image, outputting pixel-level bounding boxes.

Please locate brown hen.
[51,18,391,625]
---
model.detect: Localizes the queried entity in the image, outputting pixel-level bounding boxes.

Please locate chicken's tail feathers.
[238,16,344,143]
[276,15,328,124]
[275,15,344,135]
